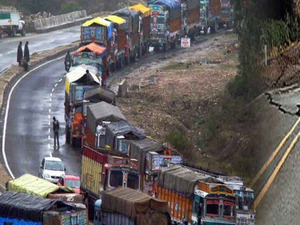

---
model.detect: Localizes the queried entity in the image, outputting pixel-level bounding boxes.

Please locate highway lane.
[5,58,81,178]
[0,26,80,74]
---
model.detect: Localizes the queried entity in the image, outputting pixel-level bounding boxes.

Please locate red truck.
[80,144,140,220]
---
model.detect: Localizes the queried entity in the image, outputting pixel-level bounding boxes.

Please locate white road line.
[48,121,51,126]
[6,50,16,55]
[48,128,50,133]
[2,55,64,179]
[48,135,50,140]
[50,98,52,101]
[49,152,52,157]
[48,115,50,119]
[52,88,55,92]
[50,93,52,97]
[59,78,62,82]
[49,109,51,113]
[48,143,51,149]
[54,83,58,87]
[49,103,51,108]
[0,54,3,57]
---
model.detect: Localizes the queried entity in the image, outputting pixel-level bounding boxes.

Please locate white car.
[38,157,66,183]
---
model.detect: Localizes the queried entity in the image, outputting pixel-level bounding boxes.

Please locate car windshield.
[45,160,64,171]
[65,180,80,188]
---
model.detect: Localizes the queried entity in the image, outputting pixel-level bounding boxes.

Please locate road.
[254,87,300,224]
[0,26,80,74]
[4,58,81,178]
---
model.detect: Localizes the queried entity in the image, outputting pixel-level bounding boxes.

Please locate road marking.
[48,135,50,140]
[54,83,58,87]
[250,117,300,187]
[2,55,64,179]
[49,109,51,113]
[52,88,55,92]
[59,78,62,82]
[49,121,50,126]
[254,128,300,209]
[49,152,52,157]
[48,143,51,149]
[49,103,51,108]
[6,50,16,55]
[48,128,50,133]
[50,98,52,101]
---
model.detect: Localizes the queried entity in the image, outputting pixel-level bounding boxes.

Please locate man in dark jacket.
[17,42,23,66]
[23,41,30,71]
[53,117,60,149]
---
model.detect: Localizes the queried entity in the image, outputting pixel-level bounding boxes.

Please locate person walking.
[17,42,23,66]
[23,41,30,71]
[53,117,60,149]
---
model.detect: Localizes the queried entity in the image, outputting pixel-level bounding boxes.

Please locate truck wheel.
[21,28,26,36]
[12,27,17,37]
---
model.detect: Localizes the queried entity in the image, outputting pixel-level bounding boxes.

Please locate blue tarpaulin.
[0,217,42,225]
[152,0,181,20]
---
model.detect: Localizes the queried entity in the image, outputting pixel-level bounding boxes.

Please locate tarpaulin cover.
[105,121,146,148]
[7,174,75,198]
[0,217,41,225]
[87,101,127,134]
[72,42,107,57]
[152,0,181,20]
[83,86,116,105]
[101,187,171,225]
[113,8,140,32]
[0,192,56,222]
[129,138,163,174]
[65,65,100,95]
[129,4,152,17]
[82,17,113,39]
[157,165,220,197]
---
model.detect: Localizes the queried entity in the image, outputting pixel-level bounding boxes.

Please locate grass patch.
[162,62,187,70]
[166,131,190,151]
[220,64,237,70]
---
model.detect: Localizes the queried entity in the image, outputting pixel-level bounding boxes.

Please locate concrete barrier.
[27,10,91,33]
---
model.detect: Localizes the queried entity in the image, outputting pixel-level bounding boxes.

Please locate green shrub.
[263,19,290,47]
[59,2,80,14]
[166,131,188,151]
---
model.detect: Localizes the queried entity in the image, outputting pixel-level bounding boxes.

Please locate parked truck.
[0,192,87,225]
[199,0,221,34]
[0,8,25,37]
[148,0,182,51]
[177,0,201,40]
[65,65,102,146]
[112,8,141,62]
[155,165,236,225]
[80,144,140,220]
[129,4,152,56]
[6,173,84,204]
[220,0,233,28]
[94,187,172,225]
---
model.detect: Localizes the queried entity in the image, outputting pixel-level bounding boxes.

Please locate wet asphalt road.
[254,88,300,224]
[5,58,81,178]
[0,26,80,74]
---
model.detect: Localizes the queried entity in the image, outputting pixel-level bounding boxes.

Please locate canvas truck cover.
[152,0,181,20]
[7,174,74,198]
[86,101,127,134]
[157,165,219,197]
[73,42,107,57]
[105,121,146,148]
[101,187,171,225]
[129,4,151,18]
[82,17,113,40]
[83,86,116,105]
[0,191,57,222]
[113,8,140,32]
[129,138,163,174]
[65,65,100,95]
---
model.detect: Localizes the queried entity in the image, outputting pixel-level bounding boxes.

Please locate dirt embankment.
[113,34,257,180]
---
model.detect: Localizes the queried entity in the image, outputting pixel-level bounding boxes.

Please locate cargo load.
[152,0,181,20]
[83,86,116,105]
[94,187,172,225]
[0,192,87,225]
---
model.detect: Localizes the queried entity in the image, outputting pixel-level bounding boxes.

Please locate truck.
[128,4,152,56]
[199,0,221,34]
[93,187,172,225]
[217,176,255,225]
[84,101,127,148]
[6,173,84,204]
[80,144,140,220]
[81,17,120,73]
[155,165,236,225]
[104,15,128,69]
[0,191,87,225]
[148,0,182,51]
[219,0,233,29]
[177,0,201,40]
[112,8,141,62]
[128,137,183,195]
[0,8,25,37]
[64,65,101,146]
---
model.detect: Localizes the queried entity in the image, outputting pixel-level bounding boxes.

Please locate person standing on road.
[17,42,23,67]
[53,117,60,149]
[23,41,30,71]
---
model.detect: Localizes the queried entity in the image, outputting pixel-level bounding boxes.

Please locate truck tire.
[21,28,26,36]
[12,27,17,37]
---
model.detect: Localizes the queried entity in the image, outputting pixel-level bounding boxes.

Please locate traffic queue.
[60,1,255,224]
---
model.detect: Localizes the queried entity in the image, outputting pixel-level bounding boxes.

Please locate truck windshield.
[110,170,123,188]
[45,160,64,171]
[65,180,80,188]
[206,199,219,217]
[127,173,139,190]
[223,201,235,218]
